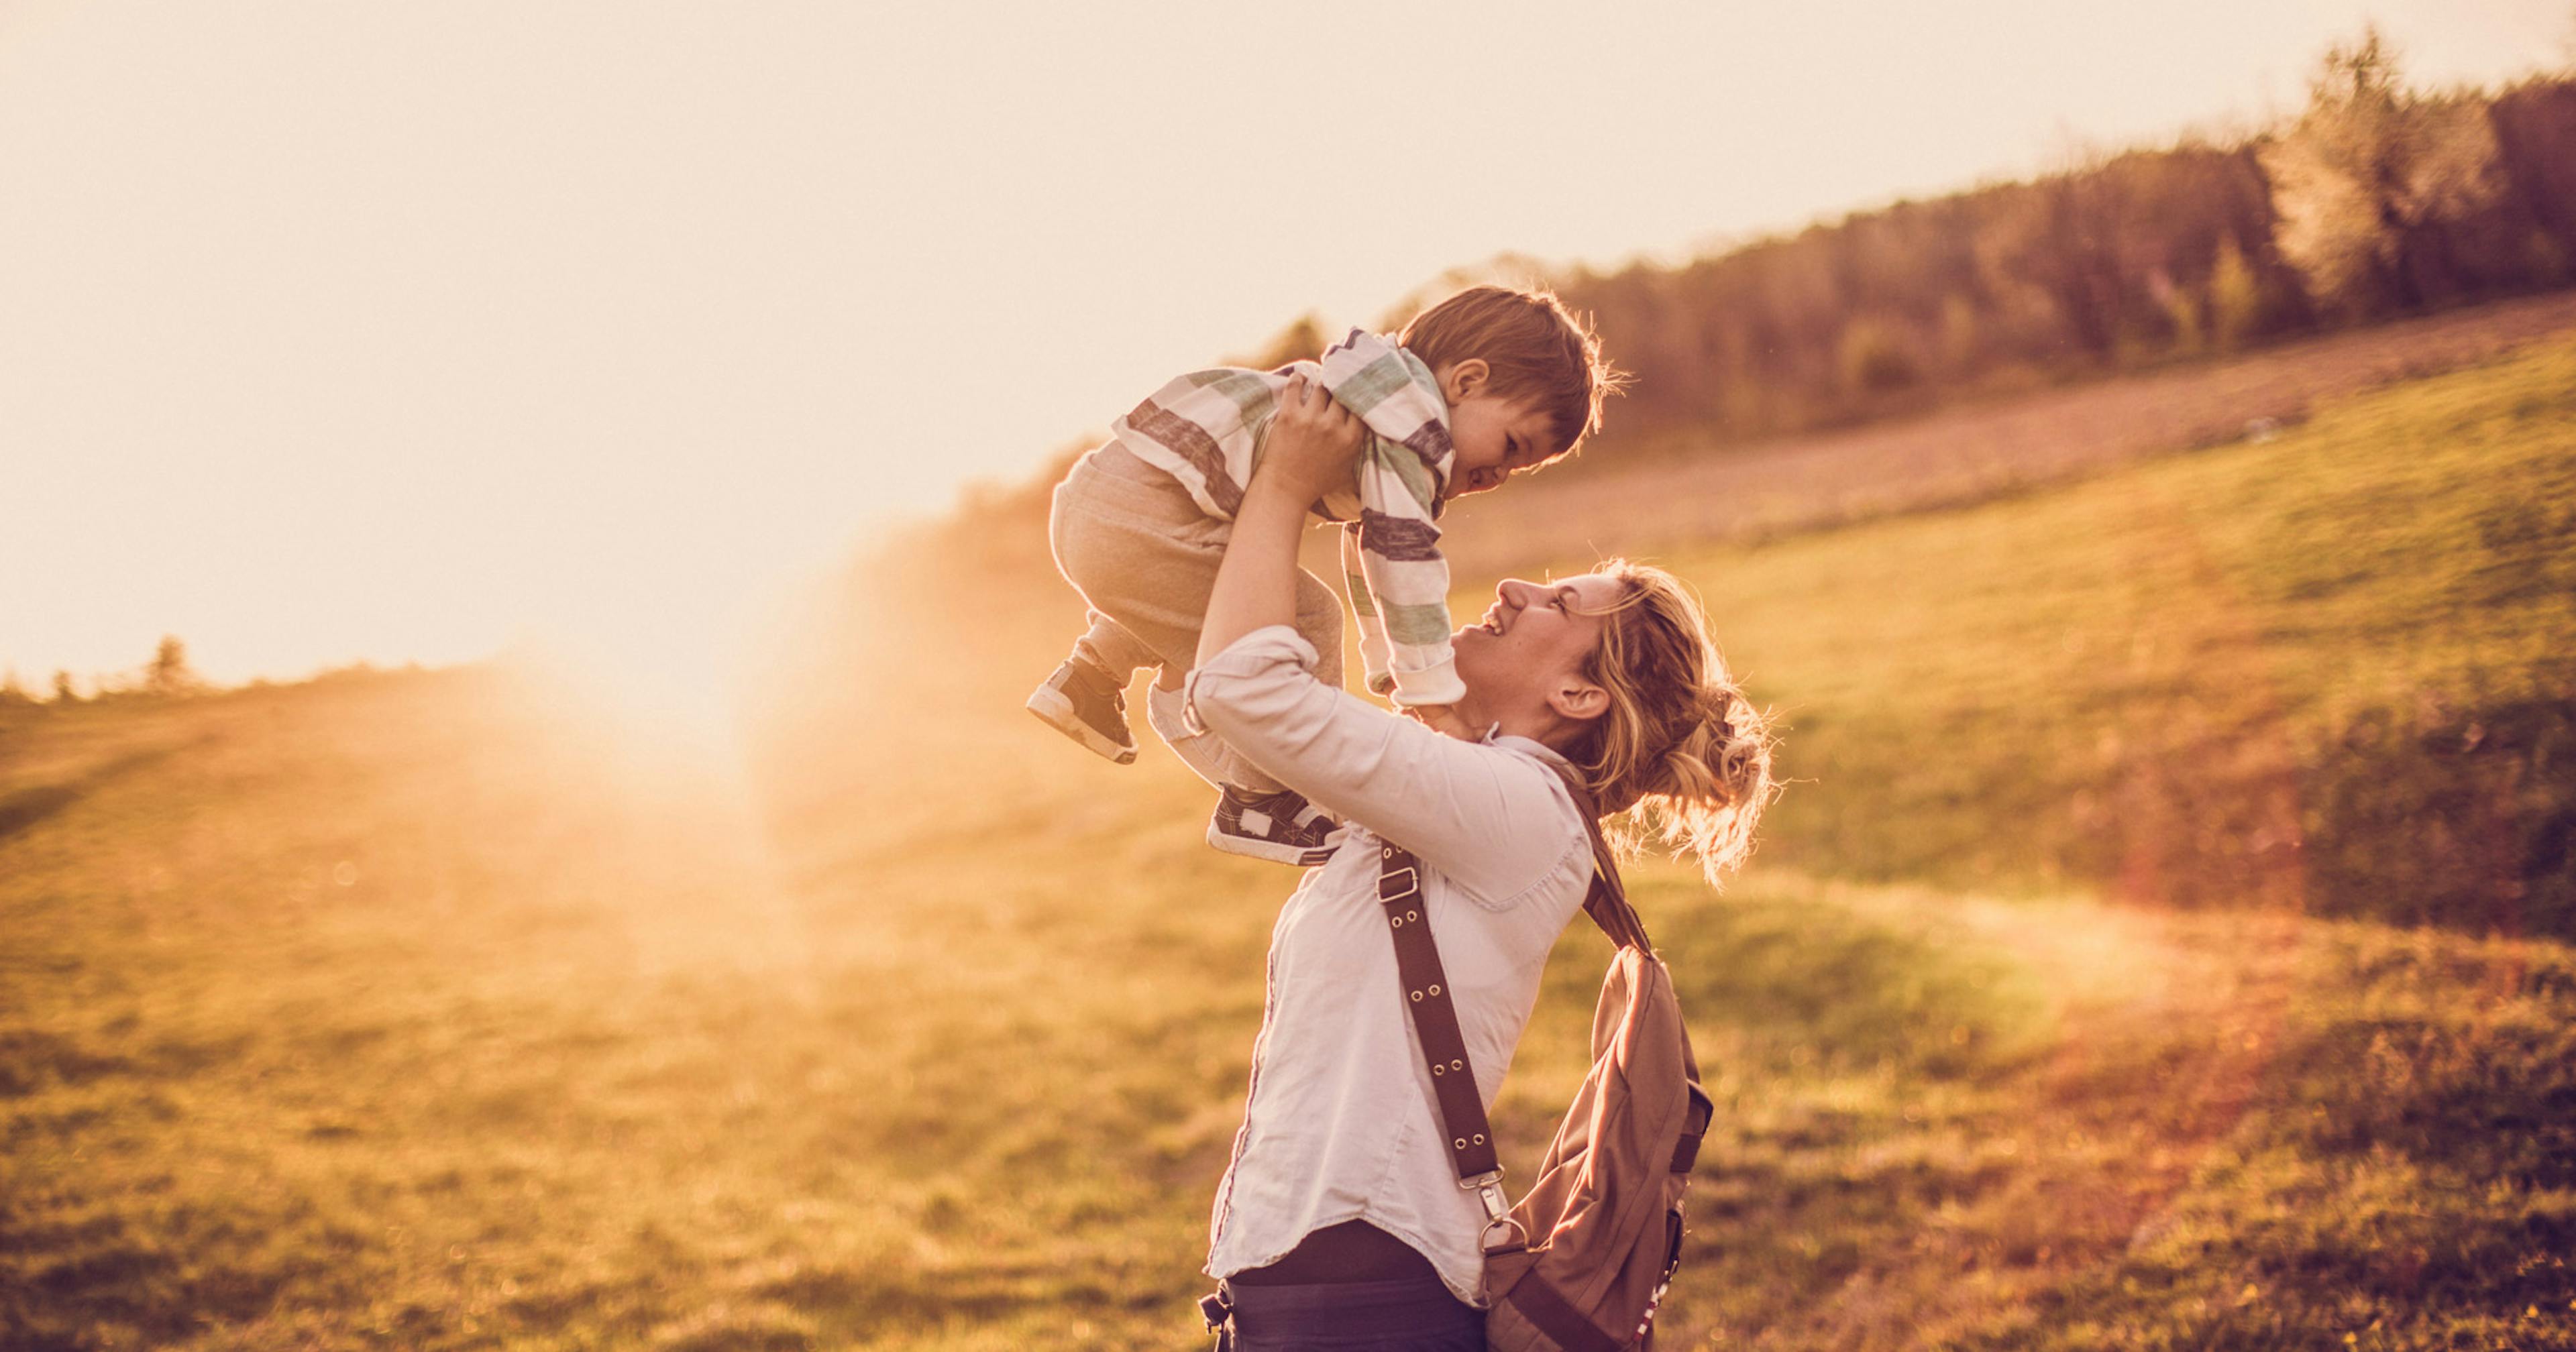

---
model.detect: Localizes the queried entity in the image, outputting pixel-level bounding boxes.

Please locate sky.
[1,0,2565,694]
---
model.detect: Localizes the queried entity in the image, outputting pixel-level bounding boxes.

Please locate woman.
[1180,374,1778,1350]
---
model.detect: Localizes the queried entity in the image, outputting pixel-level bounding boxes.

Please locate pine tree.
[147,636,201,696]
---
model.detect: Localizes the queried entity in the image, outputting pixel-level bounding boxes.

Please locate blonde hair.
[1398,284,1626,458]
[1562,560,1779,887]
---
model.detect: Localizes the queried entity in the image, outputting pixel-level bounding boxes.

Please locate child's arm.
[1307,330,1466,714]
[1346,437,1466,710]
[1339,526,1477,738]
[1192,383,1572,897]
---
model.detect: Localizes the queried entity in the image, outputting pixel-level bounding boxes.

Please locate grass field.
[1697,332,2576,936]
[5,334,2573,1348]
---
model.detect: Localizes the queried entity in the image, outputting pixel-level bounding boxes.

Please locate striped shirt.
[1108,328,1463,708]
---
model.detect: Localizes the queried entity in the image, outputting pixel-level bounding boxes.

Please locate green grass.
[4,339,2574,1348]
[1693,338,2576,935]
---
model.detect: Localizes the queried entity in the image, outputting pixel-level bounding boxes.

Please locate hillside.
[1438,288,2576,576]
[6,338,2574,1348]
[865,311,2576,939]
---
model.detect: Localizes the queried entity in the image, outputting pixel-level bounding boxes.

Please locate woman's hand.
[1197,374,1360,671]
[1257,373,1366,505]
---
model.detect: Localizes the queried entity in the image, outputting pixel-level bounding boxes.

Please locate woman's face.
[1452,572,1625,734]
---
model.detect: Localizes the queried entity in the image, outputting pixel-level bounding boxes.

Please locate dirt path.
[1440,290,2576,575]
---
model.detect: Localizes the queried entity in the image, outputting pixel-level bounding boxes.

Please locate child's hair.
[1562,559,1779,887]
[1398,284,1625,459]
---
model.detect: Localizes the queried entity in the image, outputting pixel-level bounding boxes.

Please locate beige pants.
[1048,443,1343,794]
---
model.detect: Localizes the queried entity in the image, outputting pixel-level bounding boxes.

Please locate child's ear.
[1442,359,1490,402]
[1548,677,1608,724]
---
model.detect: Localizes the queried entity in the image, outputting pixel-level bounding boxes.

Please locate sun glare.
[496,582,790,788]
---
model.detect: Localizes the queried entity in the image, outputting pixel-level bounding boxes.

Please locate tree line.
[1,636,201,708]
[939,32,2574,568]
[1306,32,2576,458]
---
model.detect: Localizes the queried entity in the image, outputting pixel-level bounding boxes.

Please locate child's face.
[1438,359,1558,498]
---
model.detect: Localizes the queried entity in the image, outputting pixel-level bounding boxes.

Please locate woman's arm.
[1196,374,1354,670]
[1189,636,1582,904]
[1200,376,1470,737]
[1190,376,1583,903]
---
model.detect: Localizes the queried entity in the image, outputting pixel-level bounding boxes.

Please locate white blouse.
[1185,624,1595,1306]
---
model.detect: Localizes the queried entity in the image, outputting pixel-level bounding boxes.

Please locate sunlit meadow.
[7,324,2573,1349]
[11,6,2576,1348]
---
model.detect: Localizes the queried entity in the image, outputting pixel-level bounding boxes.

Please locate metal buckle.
[1462,1169,1523,1251]
[1380,866,1419,900]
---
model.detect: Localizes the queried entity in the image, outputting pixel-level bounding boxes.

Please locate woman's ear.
[1441,359,1489,402]
[1547,676,1609,725]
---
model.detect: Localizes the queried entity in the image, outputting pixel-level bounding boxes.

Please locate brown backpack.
[1378,769,1712,1351]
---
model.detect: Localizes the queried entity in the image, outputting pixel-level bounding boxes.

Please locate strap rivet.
[1454,1138,1467,1150]
[1410,991,1424,1002]
[1450,1059,1463,1071]
[1428,983,1441,997]
[1406,910,1418,921]
[1432,1064,1445,1076]
[1381,846,1394,858]
[1472,1133,1486,1145]
[1390,916,1402,927]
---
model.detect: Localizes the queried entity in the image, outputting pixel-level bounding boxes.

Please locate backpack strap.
[1542,759,1654,955]
[1376,842,1500,1185]
[1375,752,1647,1253]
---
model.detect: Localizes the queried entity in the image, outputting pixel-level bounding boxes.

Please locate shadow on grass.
[1974,928,2576,1351]
[1766,672,2576,947]
[2304,682,2576,940]
[1580,883,2576,1349]
[0,1204,345,1352]
[0,744,190,847]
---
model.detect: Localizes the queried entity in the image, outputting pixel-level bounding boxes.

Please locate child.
[1027,285,1615,864]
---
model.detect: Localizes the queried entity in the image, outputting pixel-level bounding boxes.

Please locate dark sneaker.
[1027,658,1136,765]
[1208,785,1346,866]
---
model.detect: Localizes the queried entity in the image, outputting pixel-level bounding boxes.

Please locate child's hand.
[1257,373,1365,505]
[1405,703,1479,742]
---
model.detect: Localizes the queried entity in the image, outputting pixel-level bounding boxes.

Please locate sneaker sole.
[1026,687,1137,765]
[1206,820,1343,867]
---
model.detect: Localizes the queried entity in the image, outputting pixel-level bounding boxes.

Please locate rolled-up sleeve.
[1186,625,1586,909]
